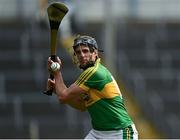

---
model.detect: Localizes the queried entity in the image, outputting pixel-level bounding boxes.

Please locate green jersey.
[75,58,133,131]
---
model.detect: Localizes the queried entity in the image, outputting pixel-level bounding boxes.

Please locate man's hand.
[46,78,55,92]
[46,56,62,93]
[48,56,62,73]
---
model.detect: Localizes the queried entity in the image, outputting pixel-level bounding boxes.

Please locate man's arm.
[55,77,86,111]
[65,89,86,112]
[48,57,86,111]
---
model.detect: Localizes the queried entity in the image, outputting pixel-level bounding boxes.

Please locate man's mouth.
[80,59,87,64]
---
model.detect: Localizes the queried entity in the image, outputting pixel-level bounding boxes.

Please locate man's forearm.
[54,71,67,99]
[53,72,86,111]
[66,98,86,112]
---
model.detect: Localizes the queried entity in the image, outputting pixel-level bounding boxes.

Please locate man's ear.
[94,49,98,56]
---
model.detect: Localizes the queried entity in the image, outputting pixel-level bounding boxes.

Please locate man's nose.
[80,51,85,57]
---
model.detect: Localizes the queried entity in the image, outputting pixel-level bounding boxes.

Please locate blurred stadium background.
[0,0,180,139]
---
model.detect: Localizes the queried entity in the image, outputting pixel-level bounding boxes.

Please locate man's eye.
[82,50,89,53]
[76,51,81,55]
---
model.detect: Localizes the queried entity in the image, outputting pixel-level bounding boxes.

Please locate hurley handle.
[43,55,56,96]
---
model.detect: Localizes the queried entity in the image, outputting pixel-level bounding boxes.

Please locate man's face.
[74,45,98,69]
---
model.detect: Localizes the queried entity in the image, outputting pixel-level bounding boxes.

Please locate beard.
[79,60,95,70]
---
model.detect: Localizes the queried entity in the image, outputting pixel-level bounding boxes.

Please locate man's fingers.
[47,56,62,73]
[56,56,62,65]
[48,78,55,84]
[48,57,52,68]
[47,78,55,90]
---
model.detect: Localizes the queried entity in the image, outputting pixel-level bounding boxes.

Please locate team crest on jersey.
[82,93,90,101]
[82,93,94,105]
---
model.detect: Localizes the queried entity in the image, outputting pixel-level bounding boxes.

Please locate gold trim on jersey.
[79,84,89,91]
[83,81,122,107]
[75,68,94,86]
[75,59,100,86]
